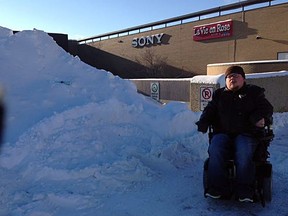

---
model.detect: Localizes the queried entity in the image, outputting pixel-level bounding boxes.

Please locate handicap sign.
[150,82,160,101]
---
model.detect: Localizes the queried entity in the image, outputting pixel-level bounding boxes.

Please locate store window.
[278,52,288,60]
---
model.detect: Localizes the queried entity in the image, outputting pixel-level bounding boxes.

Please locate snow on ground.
[0,26,287,215]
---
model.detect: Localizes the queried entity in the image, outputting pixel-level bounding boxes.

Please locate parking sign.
[200,86,213,111]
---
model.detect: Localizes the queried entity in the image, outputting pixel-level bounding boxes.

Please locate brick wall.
[74,3,288,78]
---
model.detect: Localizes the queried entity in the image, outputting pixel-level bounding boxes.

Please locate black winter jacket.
[196,83,273,135]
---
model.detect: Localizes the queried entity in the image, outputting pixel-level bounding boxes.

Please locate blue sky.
[0,0,284,40]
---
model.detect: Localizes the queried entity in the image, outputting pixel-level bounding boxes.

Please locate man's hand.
[196,121,208,133]
[255,118,265,128]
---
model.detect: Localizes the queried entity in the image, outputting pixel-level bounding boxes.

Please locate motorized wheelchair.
[203,120,274,207]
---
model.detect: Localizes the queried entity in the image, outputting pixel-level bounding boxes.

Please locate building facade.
[71,0,288,78]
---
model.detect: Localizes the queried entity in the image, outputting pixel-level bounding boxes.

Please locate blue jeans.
[207,133,258,197]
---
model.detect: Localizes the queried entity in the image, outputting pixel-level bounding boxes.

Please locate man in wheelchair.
[196,66,273,203]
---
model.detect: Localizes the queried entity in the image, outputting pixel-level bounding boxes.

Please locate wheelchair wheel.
[256,162,272,204]
[203,159,209,195]
[263,174,272,202]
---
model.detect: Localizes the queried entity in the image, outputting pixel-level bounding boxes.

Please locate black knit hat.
[225,66,245,79]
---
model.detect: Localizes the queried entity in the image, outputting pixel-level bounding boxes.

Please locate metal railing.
[78,0,277,44]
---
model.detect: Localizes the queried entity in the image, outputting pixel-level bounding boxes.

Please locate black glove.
[196,121,208,133]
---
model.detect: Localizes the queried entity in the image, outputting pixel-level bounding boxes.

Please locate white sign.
[132,33,164,48]
[200,86,213,111]
[150,82,160,101]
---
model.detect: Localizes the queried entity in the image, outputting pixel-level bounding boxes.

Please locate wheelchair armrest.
[262,124,274,142]
[208,125,213,144]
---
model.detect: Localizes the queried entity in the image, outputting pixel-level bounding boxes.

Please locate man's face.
[225,73,245,91]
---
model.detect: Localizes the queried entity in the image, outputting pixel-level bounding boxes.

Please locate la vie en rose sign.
[193,19,233,41]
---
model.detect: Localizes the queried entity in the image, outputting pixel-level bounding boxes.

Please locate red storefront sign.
[193,19,233,41]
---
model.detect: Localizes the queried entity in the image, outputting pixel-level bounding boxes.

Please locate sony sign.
[132,33,164,48]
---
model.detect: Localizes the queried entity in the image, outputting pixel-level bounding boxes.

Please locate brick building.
[70,0,288,79]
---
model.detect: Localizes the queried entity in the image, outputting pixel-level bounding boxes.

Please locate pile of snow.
[0,26,287,215]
